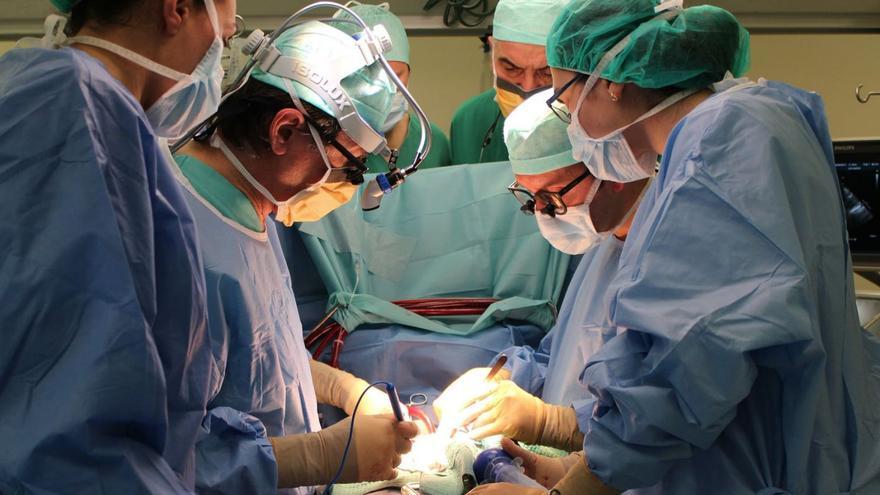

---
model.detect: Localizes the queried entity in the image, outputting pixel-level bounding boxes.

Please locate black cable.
[424,0,496,28]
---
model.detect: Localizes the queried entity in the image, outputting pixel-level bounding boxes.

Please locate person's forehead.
[494,39,548,69]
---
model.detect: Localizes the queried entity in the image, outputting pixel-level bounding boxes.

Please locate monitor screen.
[834,140,880,264]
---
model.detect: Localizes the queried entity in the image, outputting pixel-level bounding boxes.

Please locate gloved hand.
[309,359,394,416]
[551,451,620,495]
[456,380,584,450]
[500,437,581,489]
[434,367,511,425]
[270,414,418,487]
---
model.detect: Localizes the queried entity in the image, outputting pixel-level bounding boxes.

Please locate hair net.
[547,0,751,89]
[50,0,80,12]
[251,21,395,134]
[493,0,567,46]
[505,89,576,175]
[333,2,410,64]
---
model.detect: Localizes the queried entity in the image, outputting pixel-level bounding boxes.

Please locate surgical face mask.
[566,81,695,183]
[216,120,354,226]
[562,4,696,183]
[494,76,550,118]
[275,181,358,225]
[68,0,224,139]
[381,91,408,133]
[537,176,652,254]
[534,178,605,255]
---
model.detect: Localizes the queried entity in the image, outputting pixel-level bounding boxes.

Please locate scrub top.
[173,152,321,495]
[366,117,451,173]
[449,88,509,165]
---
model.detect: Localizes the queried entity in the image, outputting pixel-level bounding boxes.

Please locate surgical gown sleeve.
[581,100,825,490]
[195,407,277,494]
[0,48,210,494]
[192,268,279,495]
[496,333,554,395]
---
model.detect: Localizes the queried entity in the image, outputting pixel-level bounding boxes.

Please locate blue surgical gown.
[170,153,321,495]
[498,237,623,409]
[0,48,211,493]
[580,79,880,494]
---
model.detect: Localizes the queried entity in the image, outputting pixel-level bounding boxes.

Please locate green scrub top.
[365,116,452,173]
[449,88,509,165]
[174,153,264,233]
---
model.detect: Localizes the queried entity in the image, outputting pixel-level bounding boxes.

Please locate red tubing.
[307,298,499,368]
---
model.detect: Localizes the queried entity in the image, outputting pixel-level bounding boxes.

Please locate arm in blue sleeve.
[193,265,291,493]
[496,329,555,395]
[196,408,278,495]
[582,170,815,490]
[0,156,199,494]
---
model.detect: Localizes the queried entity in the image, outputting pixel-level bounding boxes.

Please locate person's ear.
[269,108,306,156]
[608,82,626,103]
[160,0,189,36]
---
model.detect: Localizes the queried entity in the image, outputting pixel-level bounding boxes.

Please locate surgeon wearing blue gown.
[466,1,880,494]
[168,22,418,494]
[435,90,650,457]
[0,0,238,493]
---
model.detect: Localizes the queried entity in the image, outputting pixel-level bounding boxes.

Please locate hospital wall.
[407,32,880,140]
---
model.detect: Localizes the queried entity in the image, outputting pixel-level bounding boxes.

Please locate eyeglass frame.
[508,168,593,217]
[545,72,587,124]
[301,112,369,185]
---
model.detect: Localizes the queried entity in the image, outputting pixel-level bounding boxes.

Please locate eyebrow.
[498,57,522,69]
[499,57,550,72]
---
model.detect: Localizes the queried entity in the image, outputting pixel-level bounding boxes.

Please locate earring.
[609,92,619,103]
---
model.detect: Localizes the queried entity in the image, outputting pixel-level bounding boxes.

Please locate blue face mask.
[381,91,408,133]
[68,0,224,139]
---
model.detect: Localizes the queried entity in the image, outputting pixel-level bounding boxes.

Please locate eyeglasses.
[302,112,368,185]
[545,73,586,124]
[508,168,592,217]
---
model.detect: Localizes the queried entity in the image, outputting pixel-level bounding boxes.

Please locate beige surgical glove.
[500,438,581,489]
[270,415,418,487]
[309,359,393,415]
[457,380,584,450]
[433,367,511,425]
[551,452,620,495]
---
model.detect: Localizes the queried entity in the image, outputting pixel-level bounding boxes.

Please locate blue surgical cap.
[505,89,577,175]
[493,0,568,46]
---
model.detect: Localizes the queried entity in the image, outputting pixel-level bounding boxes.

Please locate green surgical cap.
[493,0,567,46]
[547,0,751,89]
[251,21,394,134]
[333,2,410,64]
[50,0,79,12]
[505,89,576,175]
